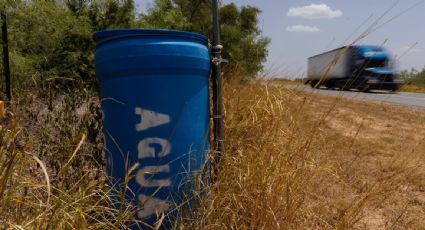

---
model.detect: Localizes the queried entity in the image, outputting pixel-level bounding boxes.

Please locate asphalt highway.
[287,85,425,109]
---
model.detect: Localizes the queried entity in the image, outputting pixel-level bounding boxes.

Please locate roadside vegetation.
[399,68,425,93]
[2,75,425,229]
[179,79,425,229]
[1,0,424,229]
[0,0,269,86]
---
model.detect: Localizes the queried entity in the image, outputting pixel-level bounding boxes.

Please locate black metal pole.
[211,0,224,164]
[1,12,11,101]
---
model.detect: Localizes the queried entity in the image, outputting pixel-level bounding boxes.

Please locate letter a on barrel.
[135,107,170,131]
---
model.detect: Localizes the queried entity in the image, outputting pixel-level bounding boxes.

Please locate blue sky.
[135,0,425,78]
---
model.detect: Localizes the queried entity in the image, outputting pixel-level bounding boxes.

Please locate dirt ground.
[299,90,425,229]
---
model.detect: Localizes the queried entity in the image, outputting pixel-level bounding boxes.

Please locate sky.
[135,0,425,78]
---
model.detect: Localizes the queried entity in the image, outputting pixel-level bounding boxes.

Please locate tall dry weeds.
[179,78,424,229]
[0,82,138,229]
[0,76,424,229]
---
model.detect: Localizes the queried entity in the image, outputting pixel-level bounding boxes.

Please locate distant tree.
[0,0,138,89]
[1,0,268,87]
[0,1,93,88]
[139,0,270,80]
[59,0,137,83]
[87,0,136,30]
[66,0,88,14]
[219,3,270,79]
[401,67,425,85]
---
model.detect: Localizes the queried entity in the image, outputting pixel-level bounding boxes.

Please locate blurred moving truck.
[305,45,403,91]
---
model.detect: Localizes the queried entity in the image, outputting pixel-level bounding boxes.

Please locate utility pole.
[1,12,11,101]
[211,0,224,169]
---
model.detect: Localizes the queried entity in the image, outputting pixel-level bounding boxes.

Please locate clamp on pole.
[211,45,223,66]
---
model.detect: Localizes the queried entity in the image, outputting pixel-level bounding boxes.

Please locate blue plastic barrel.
[94,29,210,228]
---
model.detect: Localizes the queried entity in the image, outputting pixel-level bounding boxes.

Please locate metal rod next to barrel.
[211,0,224,164]
[1,12,11,101]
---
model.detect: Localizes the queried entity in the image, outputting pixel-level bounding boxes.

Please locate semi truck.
[305,45,403,91]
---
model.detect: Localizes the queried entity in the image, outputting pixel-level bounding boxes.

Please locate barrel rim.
[94,29,209,45]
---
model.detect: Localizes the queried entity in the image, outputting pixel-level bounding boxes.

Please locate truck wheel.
[325,81,335,90]
[358,84,369,92]
[340,84,349,91]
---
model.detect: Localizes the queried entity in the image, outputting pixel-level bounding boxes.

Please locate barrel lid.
[94,29,209,44]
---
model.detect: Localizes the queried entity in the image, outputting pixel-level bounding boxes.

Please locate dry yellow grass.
[180,80,425,229]
[296,88,425,229]
[399,84,425,93]
[1,78,424,229]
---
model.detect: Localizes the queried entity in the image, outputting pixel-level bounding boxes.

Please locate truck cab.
[351,45,403,91]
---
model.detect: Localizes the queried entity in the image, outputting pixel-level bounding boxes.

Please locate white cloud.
[287,4,342,19]
[286,25,320,33]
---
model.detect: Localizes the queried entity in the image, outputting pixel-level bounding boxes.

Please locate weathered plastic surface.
[94,29,210,228]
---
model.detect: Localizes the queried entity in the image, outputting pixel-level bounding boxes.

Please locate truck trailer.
[306,45,403,91]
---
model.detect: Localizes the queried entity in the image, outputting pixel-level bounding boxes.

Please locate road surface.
[286,85,425,109]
